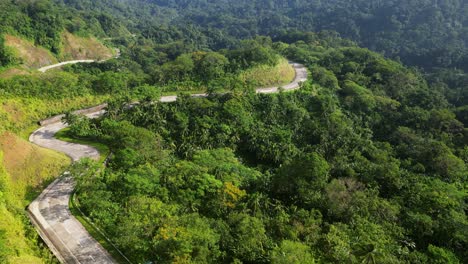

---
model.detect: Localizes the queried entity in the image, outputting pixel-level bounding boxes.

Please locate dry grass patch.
[60,31,114,61]
[0,132,70,202]
[0,95,109,137]
[240,58,296,87]
[4,35,58,68]
[0,133,70,262]
[2,101,24,124]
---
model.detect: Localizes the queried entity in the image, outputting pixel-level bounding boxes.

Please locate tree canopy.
[64,37,467,263]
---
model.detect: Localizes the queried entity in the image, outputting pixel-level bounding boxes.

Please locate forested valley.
[62,38,467,263]
[0,0,466,263]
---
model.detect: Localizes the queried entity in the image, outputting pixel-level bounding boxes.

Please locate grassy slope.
[0,31,114,77]
[0,26,116,263]
[0,133,68,201]
[240,58,296,87]
[4,35,58,69]
[0,93,109,262]
[0,95,109,139]
[60,31,115,61]
[0,133,70,264]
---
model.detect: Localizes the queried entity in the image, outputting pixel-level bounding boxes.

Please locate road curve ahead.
[28,111,115,264]
[38,60,95,73]
[38,49,121,73]
[159,62,308,102]
[28,62,307,263]
[256,62,308,94]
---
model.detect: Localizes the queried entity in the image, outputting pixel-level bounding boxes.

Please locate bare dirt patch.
[61,31,114,61]
[4,35,58,68]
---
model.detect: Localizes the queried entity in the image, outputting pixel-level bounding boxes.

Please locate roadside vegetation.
[0,33,299,263]
[0,134,68,263]
[0,0,466,263]
[64,38,467,263]
[239,58,296,88]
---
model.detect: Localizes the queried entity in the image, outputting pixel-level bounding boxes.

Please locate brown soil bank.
[60,31,114,61]
[4,31,114,70]
[4,35,57,68]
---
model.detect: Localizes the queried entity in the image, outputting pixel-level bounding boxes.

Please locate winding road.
[28,62,307,263]
[38,60,96,73]
[38,48,120,73]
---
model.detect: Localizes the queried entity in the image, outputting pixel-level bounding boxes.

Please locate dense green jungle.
[0,0,466,263]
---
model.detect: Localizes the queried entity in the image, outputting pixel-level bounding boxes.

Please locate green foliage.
[67,38,467,263]
[60,0,468,72]
[0,230,8,264]
[225,213,270,263]
[196,52,229,82]
[0,35,16,67]
[0,71,91,99]
[27,0,64,53]
[64,113,99,138]
[153,214,221,263]
[271,240,315,264]
[0,152,7,205]
[427,245,460,264]
[273,152,329,207]
[1,1,466,261]
[310,66,340,91]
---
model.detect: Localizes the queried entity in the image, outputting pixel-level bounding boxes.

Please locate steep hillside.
[0,72,110,262]
[2,32,114,72]
[60,31,115,61]
[0,0,124,70]
[0,132,70,207]
[0,133,70,263]
[4,35,57,69]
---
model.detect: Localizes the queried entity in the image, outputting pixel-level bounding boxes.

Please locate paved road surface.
[256,62,308,94]
[38,48,121,73]
[38,60,95,73]
[28,62,307,263]
[160,62,308,102]
[28,111,114,264]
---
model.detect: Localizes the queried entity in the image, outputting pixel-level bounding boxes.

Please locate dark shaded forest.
[2,0,466,109]
[56,0,468,71]
[2,0,468,71]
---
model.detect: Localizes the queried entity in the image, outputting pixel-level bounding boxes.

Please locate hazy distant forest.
[0,0,466,263]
